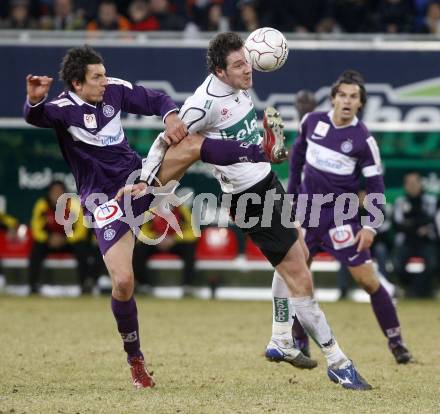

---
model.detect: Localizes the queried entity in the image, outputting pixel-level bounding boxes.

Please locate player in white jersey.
[139,32,373,390]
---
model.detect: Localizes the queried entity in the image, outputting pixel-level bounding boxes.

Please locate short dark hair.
[330,69,367,109]
[59,45,104,91]
[207,32,244,74]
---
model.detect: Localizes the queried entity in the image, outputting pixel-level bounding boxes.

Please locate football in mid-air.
[244,27,289,72]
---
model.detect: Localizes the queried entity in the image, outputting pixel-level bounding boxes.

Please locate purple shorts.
[303,207,371,267]
[91,192,154,256]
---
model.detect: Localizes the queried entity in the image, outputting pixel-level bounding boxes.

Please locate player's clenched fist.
[163,112,188,145]
[26,74,54,105]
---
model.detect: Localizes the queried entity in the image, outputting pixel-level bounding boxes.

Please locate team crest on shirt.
[83,113,97,129]
[103,228,116,241]
[220,107,232,121]
[313,121,330,138]
[341,139,353,153]
[103,104,115,117]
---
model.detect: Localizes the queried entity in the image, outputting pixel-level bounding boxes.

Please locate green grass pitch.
[0,296,439,413]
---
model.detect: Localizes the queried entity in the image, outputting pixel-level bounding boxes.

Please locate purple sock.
[370,285,402,347]
[200,138,267,165]
[292,315,309,349]
[111,296,143,361]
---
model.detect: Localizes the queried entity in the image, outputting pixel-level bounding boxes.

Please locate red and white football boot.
[129,356,155,389]
[262,106,288,163]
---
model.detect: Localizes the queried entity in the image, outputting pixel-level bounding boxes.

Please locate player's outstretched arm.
[26,75,53,105]
[114,133,205,202]
[24,75,58,128]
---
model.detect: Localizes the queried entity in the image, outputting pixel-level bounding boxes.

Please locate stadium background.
[2,38,440,221]
[0,30,439,295]
[2,4,440,412]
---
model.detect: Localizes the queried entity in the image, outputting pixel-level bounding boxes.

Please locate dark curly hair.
[59,45,104,91]
[331,69,367,110]
[207,32,244,74]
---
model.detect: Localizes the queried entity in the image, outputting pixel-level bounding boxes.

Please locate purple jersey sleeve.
[107,78,178,120]
[358,135,385,228]
[287,114,309,195]
[358,135,385,195]
[23,97,63,129]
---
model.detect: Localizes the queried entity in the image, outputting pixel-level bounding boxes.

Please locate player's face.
[74,64,108,104]
[331,83,362,126]
[404,174,422,197]
[217,48,252,90]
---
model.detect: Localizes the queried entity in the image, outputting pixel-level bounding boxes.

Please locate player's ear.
[215,67,224,78]
[72,79,82,93]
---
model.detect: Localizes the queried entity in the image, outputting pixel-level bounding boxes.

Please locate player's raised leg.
[103,230,155,389]
[142,128,286,186]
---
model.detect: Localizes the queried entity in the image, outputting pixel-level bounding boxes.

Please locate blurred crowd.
[1,170,440,298]
[0,180,198,296]
[0,0,440,35]
[337,173,440,299]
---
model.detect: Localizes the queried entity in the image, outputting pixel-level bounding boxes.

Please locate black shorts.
[228,171,298,267]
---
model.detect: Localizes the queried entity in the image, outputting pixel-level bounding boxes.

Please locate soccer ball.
[244,27,289,72]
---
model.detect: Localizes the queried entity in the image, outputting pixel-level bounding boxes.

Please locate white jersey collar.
[68,91,97,108]
[327,110,358,129]
[206,74,237,97]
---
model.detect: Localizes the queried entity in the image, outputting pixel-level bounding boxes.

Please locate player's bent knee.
[297,269,313,290]
[284,269,313,296]
[352,272,379,294]
[362,278,380,294]
[279,253,313,294]
[112,273,135,299]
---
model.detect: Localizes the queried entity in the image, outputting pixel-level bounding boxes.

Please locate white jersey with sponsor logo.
[180,74,270,193]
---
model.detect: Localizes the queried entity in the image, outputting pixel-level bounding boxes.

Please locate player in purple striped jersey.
[23,45,277,389]
[268,70,412,366]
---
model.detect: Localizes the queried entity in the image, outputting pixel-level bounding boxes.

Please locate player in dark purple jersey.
[268,70,412,366]
[24,45,282,389]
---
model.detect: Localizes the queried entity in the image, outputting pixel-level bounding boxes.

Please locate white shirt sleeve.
[179,95,213,134]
